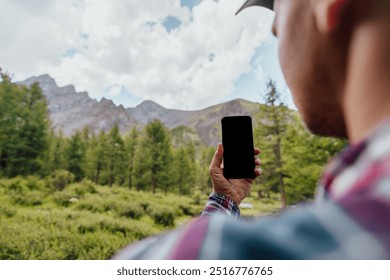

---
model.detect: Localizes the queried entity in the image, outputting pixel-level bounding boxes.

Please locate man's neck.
[343,19,390,144]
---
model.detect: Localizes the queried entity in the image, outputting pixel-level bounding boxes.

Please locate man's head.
[237,0,363,138]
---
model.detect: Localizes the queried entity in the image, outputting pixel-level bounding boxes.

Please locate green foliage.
[147,204,176,227]
[171,125,200,147]
[133,120,173,194]
[0,177,207,259]
[84,130,108,185]
[118,203,144,219]
[1,176,50,206]
[172,143,196,195]
[0,207,154,259]
[255,80,289,208]
[42,129,67,175]
[50,169,75,191]
[281,114,347,204]
[65,131,86,181]
[0,71,50,177]
[197,146,215,193]
[124,127,139,189]
[106,124,127,187]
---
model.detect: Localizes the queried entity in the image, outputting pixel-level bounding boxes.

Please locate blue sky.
[181,0,203,10]
[230,34,293,107]
[0,0,293,110]
[163,16,182,32]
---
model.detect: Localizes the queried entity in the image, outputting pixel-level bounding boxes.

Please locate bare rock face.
[128,98,260,146]
[19,75,138,136]
[128,100,193,127]
[182,99,260,146]
[18,75,261,146]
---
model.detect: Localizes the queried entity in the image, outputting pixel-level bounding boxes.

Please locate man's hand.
[209,143,262,205]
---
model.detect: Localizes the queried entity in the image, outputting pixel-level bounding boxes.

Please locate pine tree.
[255,80,289,208]
[65,131,86,181]
[0,71,18,176]
[124,127,139,189]
[106,124,126,187]
[198,146,215,194]
[282,115,348,204]
[133,120,173,194]
[43,129,66,175]
[0,72,50,177]
[91,130,109,185]
[173,143,196,195]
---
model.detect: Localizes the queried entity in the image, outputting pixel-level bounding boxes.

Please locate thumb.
[209,143,223,171]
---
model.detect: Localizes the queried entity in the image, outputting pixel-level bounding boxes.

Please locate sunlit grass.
[240,194,282,217]
[0,177,281,259]
[0,177,205,259]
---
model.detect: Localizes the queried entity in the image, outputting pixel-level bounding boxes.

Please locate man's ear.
[314,0,349,33]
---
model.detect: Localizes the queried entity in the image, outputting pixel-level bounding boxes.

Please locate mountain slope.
[19,75,139,136]
[128,98,260,146]
[19,75,262,146]
[127,100,193,127]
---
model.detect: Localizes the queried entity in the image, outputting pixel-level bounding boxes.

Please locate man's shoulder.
[202,197,390,259]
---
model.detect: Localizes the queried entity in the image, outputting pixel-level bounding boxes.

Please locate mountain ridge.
[18,75,261,146]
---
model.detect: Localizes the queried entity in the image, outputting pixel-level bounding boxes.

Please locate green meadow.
[0,177,281,260]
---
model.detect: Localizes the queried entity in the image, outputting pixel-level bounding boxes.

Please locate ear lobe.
[314,0,348,34]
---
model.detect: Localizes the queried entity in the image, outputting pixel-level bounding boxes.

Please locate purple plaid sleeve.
[201,192,241,219]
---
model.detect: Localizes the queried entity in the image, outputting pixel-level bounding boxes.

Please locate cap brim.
[235,0,274,15]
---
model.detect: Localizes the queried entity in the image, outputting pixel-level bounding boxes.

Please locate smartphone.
[221,116,255,179]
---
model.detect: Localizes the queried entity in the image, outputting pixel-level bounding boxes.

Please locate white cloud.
[0,0,275,110]
[107,85,122,97]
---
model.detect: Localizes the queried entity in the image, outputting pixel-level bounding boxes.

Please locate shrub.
[11,190,47,207]
[0,177,49,207]
[67,181,97,197]
[178,203,202,216]
[76,195,123,214]
[140,202,149,211]
[25,176,48,191]
[75,196,105,212]
[147,205,175,227]
[117,203,144,219]
[51,170,75,191]
[192,191,207,205]
[52,191,78,207]
[0,179,221,260]
[3,177,27,193]
[0,205,17,218]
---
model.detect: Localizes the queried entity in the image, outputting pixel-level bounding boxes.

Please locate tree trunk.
[109,154,114,188]
[128,169,132,190]
[95,162,101,185]
[257,190,264,199]
[275,137,286,208]
[279,173,286,209]
[152,182,157,194]
[151,172,157,194]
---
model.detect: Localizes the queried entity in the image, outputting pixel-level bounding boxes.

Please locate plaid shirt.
[113,122,390,259]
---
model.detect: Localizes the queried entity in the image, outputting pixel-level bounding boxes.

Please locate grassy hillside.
[0,177,281,260]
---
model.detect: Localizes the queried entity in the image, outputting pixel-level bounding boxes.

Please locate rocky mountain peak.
[18,75,139,136]
[100,97,114,106]
[128,100,171,125]
[18,75,263,146]
[22,74,56,88]
[137,100,164,111]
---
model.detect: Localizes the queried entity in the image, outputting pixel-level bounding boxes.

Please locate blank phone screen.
[221,116,255,179]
